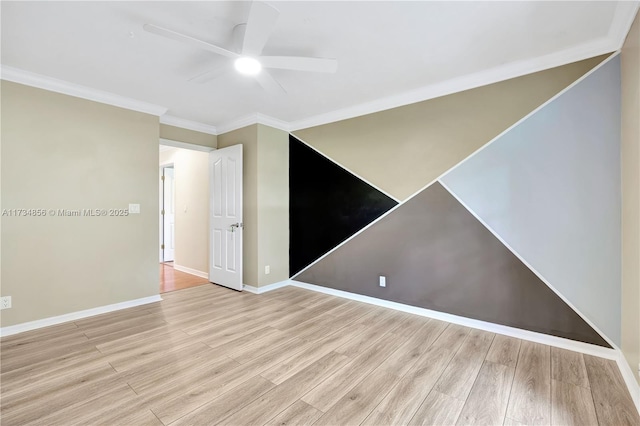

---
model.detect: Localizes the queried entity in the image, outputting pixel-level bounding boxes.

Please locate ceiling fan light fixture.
[234,57,262,75]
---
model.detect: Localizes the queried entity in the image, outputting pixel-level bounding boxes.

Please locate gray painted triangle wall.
[297,182,609,347]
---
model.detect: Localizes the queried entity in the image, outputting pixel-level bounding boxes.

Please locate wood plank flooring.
[1,284,638,426]
[160,263,208,293]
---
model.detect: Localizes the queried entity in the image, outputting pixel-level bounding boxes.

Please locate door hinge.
[161,244,165,249]
[161,209,165,215]
[161,175,165,181]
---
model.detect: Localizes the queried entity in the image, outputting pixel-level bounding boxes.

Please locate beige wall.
[218,125,259,286]
[160,147,210,274]
[621,9,640,385]
[217,124,289,287]
[1,80,3,295]
[293,55,608,201]
[160,124,216,149]
[1,81,159,326]
[257,124,289,286]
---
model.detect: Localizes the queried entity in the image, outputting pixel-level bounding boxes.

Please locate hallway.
[159,262,208,293]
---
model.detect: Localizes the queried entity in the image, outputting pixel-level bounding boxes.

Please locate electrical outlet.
[265,265,270,275]
[379,276,386,287]
[1,296,12,310]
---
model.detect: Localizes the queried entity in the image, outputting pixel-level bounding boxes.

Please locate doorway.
[159,262,208,293]
[159,141,214,294]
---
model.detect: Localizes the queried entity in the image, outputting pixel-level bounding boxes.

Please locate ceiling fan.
[143,1,338,94]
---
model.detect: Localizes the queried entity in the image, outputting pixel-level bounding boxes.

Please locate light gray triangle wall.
[441,56,621,345]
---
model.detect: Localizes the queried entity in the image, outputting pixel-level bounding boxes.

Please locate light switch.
[129,204,140,214]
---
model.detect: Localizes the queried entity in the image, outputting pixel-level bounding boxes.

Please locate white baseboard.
[290,280,617,360]
[244,279,292,294]
[0,295,163,338]
[617,352,640,414]
[173,264,208,279]
[437,180,617,351]
[290,280,640,416]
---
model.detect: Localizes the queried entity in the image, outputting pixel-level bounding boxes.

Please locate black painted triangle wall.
[297,182,610,347]
[289,135,398,276]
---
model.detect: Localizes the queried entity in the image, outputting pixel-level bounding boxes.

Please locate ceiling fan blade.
[143,23,239,59]
[259,56,338,73]
[255,70,286,94]
[188,65,230,84]
[242,2,279,56]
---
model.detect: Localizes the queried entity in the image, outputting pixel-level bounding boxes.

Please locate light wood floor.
[1,284,638,426]
[160,262,209,294]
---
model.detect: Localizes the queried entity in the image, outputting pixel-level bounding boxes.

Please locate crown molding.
[4,3,635,134]
[611,1,640,49]
[289,39,616,131]
[255,113,291,132]
[288,5,637,131]
[0,65,168,116]
[216,114,257,135]
[216,112,290,135]
[159,114,217,135]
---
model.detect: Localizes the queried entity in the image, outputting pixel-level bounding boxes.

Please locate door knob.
[230,222,244,232]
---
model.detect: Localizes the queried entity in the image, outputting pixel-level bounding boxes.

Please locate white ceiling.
[1,1,637,134]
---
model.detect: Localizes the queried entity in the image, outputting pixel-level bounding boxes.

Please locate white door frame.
[160,138,215,152]
[159,162,174,262]
[162,166,176,262]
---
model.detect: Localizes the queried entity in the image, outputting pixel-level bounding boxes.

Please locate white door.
[163,167,176,262]
[209,145,243,291]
